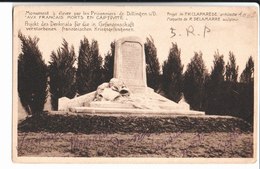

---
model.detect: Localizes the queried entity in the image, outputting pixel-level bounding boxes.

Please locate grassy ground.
[18,131,253,157]
[17,113,253,157]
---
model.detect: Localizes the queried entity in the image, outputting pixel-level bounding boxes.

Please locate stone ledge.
[68,107,205,116]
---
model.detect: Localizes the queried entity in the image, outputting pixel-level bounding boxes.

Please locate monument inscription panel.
[121,41,143,86]
[114,36,147,92]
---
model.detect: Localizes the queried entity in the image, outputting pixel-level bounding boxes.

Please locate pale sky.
[14,5,258,76]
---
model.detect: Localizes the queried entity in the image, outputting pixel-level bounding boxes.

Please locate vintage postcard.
[13,3,258,163]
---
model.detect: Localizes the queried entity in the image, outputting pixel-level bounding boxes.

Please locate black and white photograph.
[12,4,258,163]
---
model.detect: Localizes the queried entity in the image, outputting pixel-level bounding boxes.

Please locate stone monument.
[114,37,147,93]
[58,36,205,116]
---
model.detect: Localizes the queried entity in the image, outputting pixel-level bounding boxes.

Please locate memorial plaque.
[121,42,143,86]
[114,37,147,91]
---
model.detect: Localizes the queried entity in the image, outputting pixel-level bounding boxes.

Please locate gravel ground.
[17,131,253,157]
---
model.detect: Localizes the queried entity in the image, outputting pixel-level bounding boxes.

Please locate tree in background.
[18,32,48,116]
[183,52,208,111]
[206,50,226,115]
[240,56,254,84]
[89,40,103,91]
[239,56,254,123]
[76,37,90,95]
[225,51,239,82]
[102,41,115,82]
[209,50,225,84]
[162,43,183,102]
[76,38,103,95]
[144,36,160,91]
[49,39,76,110]
[222,52,240,118]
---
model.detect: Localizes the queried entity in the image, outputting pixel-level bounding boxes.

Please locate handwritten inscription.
[170,25,211,38]
[166,10,256,39]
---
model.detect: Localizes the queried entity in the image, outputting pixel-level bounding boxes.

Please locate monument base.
[61,86,204,116]
[58,79,205,116]
[59,85,205,116]
[69,106,205,117]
